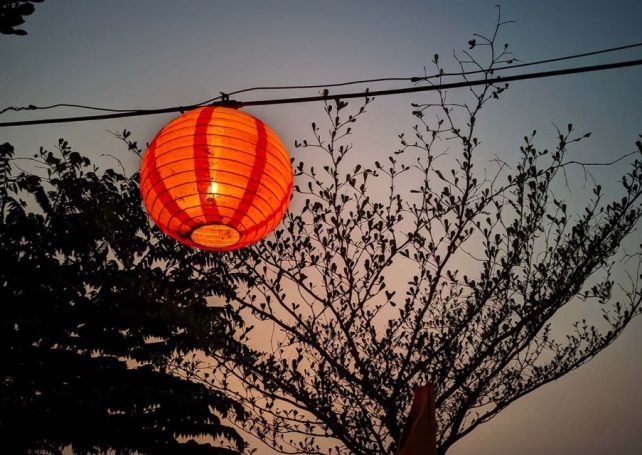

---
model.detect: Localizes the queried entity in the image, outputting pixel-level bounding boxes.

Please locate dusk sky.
[2,1,642,454]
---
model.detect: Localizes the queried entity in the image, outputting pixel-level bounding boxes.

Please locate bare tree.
[187,10,642,455]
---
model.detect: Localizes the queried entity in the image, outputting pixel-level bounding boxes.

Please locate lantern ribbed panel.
[140,106,293,251]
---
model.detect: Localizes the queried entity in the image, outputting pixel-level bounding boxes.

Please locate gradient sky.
[2,1,642,454]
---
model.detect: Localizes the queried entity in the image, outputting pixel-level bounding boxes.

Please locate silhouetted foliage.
[0,0,43,35]
[0,137,248,454]
[191,12,642,455]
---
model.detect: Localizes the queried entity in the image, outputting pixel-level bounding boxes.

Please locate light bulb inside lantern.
[206,181,218,203]
[194,179,240,248]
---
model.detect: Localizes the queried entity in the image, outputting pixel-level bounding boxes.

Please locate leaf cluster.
[0,138,248,454]
[0,0,43,35]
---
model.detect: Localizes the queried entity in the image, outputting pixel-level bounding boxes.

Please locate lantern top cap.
[209,92,242,109]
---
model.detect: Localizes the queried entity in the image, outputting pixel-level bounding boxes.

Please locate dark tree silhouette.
[0,137,248,454]
[189,13,642,455]
[0,0,43,35]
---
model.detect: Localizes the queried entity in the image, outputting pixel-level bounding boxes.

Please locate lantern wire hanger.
[1,41,642,128]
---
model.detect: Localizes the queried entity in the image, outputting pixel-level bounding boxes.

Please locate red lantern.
[140,106,293,251]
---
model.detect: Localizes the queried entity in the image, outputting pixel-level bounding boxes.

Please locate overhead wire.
[2,41,642,115]
[236,58,642,107]
[0,53,641,128]
[1,40,641,120]
[420,40,642,79]
[0,103,143,116]
[195,40,642,106]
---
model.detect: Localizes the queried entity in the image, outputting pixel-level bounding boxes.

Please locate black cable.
[1,58,641,128]
[194,78,416,107]
[202,40,642,105]
[3,41,642,117]
[0,103,144,116]
[239,58,642,107]
[415,40,642,81]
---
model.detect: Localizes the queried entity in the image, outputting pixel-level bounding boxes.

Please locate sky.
[2,0,642,453]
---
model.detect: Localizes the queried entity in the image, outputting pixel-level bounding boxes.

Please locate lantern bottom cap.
[190,223,241,249]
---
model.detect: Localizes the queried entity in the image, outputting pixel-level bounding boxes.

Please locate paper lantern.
[140,106,293,251]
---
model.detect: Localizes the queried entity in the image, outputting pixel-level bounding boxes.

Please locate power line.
[195,40,642,106]
[1,58,641,128]
[421,40,642,79]
[2,41,642,117]
[0,103,139,115]
[237,58,642,107]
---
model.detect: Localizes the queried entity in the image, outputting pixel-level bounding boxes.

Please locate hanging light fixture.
[140,106,293,251]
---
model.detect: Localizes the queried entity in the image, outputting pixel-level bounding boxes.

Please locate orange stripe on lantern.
[140,107,293,251]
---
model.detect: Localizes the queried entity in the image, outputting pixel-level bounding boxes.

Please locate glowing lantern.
[140,106,293,251]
